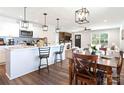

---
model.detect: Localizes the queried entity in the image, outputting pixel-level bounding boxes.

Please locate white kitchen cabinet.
[0,16,43,38]
[33,24,42,38]
[19,23,42,38]
[19,23,33,31]
[0,17,19,37]
[0,46,6,64]
[5,45,65,80]
[8,23,19,37]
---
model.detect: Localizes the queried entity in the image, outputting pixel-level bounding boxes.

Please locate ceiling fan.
[76,27,91,33]
[84,27,91,31]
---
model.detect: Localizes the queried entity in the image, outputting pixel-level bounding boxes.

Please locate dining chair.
[112,51,123,85]
[73,53,98,85]
[99,48,107,55]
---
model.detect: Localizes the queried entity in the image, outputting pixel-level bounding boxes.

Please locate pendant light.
[21,7,29,28]
[75,7,89,24]
[42,13,48,31]
[55,18,60,33]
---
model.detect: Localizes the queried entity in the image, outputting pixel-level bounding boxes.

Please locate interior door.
[75,34,81,48]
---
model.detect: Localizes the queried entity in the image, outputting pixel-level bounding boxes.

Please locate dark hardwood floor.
[0,60,69,85]
[0,59,124,85]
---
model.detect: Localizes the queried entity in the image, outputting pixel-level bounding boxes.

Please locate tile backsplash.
[0,36,40,45]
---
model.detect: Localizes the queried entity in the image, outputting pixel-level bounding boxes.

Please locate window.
[92,33,108,46]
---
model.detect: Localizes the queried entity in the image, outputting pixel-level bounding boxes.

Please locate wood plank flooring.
[0,60,69,85]
[0,59,124,85]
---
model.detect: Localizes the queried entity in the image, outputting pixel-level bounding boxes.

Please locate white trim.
[91,32,108,46]
[5,73,11,80]
[7,68,38,80]
[0,62,5,65]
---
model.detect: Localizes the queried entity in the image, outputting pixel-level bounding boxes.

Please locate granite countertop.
[4,44,63,50]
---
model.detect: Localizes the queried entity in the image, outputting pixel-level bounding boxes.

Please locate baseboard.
[5,73,11,80]
[0,62,5,65]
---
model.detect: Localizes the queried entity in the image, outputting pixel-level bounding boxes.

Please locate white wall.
[92,28,120,48]
[40,26,59,44]
[72,28,120,48]
[120,25,124,50]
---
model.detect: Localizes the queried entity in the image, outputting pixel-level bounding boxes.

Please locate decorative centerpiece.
[91,46,97,55]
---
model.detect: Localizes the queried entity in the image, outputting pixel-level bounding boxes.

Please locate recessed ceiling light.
[104,20,107,22]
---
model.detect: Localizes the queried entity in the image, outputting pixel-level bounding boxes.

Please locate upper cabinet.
[9,23,19,37]
[0,16,42,38]
[59,32,72,43]
[19,22,33,31]
[32,24,42,38]
[0,18,19,37]
[19,22,42,38]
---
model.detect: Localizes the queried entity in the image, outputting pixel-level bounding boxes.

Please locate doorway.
[75,34,81,48]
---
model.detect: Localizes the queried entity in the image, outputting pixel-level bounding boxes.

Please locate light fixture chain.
[57,19,59,28]
[24,7,27,21]
[44,13,47,26]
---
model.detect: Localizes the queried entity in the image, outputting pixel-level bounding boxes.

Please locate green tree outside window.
[92,33,108,46]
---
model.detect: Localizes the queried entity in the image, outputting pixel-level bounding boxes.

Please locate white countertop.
[3,44,63,51]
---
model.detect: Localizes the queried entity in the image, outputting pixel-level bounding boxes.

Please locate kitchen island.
[5,45,65,80]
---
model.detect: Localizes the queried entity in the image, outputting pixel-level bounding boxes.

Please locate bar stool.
[54,45,64,64]
[38,47,50,73]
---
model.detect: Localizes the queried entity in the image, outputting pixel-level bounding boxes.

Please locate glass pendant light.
[55,18,60,33]
[21,7,29,29]
[42,13,48,31]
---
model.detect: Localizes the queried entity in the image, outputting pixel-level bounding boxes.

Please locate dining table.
[65,49,119,85]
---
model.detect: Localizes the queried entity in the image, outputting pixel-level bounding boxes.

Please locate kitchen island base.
[5,45,65,80]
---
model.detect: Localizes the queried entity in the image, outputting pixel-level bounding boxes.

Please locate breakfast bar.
[5,45,65,80]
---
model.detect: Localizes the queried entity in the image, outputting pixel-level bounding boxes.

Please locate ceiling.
[0,7,124,32]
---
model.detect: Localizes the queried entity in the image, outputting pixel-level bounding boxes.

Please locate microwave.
[19,30,33,38]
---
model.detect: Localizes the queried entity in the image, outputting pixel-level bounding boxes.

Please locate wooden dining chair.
[112,51,123,85]
[73,53,98,85]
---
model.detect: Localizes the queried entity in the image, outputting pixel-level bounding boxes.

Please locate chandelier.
[42,13,48,31]
[75,7,89,24]
[21,7,29,29]
[55,18,60,33]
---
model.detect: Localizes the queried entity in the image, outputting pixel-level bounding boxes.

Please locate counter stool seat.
[38,47,50,73]
[39,54,49,58]
[55,51,62,54]
[54,45,64,64]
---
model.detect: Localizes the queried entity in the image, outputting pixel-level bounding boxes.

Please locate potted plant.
[91,46,97,55]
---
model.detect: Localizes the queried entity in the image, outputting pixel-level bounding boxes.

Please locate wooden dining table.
[65,49,118,85]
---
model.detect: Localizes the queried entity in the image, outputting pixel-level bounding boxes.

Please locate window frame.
[91,32,108,46]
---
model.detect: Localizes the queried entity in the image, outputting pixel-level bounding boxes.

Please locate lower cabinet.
[0,47,6,64]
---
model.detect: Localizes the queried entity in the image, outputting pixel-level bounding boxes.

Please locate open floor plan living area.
[0,7,124,85]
